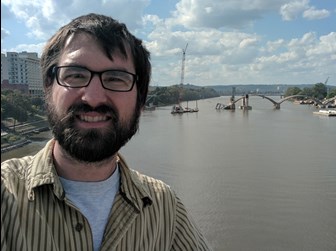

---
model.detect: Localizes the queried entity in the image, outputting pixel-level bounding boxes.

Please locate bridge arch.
[231,96,245,105]
[278,95,322,106]
[216,94,333,110]
[251,94,323,109]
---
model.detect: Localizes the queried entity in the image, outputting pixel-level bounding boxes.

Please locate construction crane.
[180,43,188,85]
[324,77,329,85]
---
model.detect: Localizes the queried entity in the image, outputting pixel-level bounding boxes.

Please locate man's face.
[46,33,141,162]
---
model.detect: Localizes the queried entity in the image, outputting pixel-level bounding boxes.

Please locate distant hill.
[203,84,316,95]
[150,84,324,95]
[150,83,336,97]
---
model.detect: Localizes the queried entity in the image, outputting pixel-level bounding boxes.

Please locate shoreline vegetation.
[1,116,50,154]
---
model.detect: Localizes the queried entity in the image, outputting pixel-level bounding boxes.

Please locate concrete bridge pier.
[239,94,252,110]
[274,103,280,109]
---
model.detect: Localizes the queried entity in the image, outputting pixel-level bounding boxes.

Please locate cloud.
[280,0,330,21]
[280,0,309,21]
[306,32,336,56]
[13,43,46,56]
[1,0,334,86]
[252,31,335,84]
[1,0,150,41]
[170,0,289,29]
[265,39,285,53]
[150,30,336,85]
[1,27,10,42]
[303,7,330,20]
[239,38,258,48]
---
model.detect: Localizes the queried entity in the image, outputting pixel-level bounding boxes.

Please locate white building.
[1,53,9,83]
[1,51,43,97]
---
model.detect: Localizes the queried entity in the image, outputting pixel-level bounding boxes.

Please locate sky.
[1,0,335,87]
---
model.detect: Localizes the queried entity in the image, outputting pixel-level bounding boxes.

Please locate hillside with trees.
[284,83,336,99]
[146,84,219,106]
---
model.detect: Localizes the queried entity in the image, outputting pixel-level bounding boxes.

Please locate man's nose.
[81,74,108,107]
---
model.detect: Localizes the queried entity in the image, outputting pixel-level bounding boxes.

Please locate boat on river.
[171,104,185,114]
[313,109,336,117]
[172,100,199,114]
[184,100,199,113]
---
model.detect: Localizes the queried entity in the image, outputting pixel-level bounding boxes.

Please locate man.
[1,13,212,251]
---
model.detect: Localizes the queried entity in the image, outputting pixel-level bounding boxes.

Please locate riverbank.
[1,139,32,153]
[1,130,52,162]
[1,116,50,154]
[1,127,50,154]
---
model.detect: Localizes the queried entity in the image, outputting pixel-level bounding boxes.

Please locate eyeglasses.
[52,66,138,92]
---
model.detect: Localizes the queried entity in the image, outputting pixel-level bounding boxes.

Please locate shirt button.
[75,223,83,232]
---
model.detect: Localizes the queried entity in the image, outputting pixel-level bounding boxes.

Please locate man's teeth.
[79,115,108,122]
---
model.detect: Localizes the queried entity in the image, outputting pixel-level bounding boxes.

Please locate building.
[1,53,9,83]
[1,51,43,97]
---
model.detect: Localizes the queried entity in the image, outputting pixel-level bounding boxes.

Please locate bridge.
[252,94,336,109]
[251,94,319,109]
[216,94,336,110]
[215,95,251,110]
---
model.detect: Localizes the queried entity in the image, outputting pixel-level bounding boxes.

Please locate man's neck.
[52,141,117,182]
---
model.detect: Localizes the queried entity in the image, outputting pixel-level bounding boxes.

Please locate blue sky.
[1,0,335,86]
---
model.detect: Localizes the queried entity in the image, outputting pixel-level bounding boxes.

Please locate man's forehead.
[62,32,131,60]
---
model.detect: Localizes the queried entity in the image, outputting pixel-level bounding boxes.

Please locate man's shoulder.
[118,155,174,196]
[125,168,180,214]
[1,156,34,198]
[1,156,33,180]
[129,169,173,193]
[1,140,54,180]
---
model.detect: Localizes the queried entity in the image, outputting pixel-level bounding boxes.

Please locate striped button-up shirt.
[1,139,212,251]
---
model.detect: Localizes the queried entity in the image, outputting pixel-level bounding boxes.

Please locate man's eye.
[105,76,123,82]
[65,73,86,79]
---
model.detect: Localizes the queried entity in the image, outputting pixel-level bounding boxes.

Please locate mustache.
[60,103,119,122]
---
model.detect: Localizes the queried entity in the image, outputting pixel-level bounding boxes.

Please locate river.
[2,96,336,251]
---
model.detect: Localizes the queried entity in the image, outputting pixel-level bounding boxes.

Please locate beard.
[46,101,141,163]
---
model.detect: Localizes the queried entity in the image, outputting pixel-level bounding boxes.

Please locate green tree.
[31,97,45,110]
[326,87,336,99]
[284,87,302,97]
[148,85,219,106]
[312,83,327,100]
[300,87,313,97]
[1,90,33,122]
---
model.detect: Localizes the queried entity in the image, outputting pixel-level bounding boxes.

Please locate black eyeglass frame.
[52,66,138,92]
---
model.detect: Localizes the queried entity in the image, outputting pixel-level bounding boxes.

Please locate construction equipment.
[180,43,188,85]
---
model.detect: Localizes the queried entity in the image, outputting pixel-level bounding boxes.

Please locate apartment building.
[1,51,43,97]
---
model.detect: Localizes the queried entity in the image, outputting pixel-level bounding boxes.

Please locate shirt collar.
[26,139,63,200]
[26,139,152,209]
[116,154,153,211]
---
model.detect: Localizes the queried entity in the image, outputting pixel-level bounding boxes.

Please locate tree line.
[1,90,45,124]
[284,83,336,100]
[146,85,219,106]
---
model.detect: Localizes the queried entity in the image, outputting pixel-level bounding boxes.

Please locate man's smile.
[78,114,110,122]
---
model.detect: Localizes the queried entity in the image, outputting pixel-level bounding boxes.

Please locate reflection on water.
[2,97,336,251]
